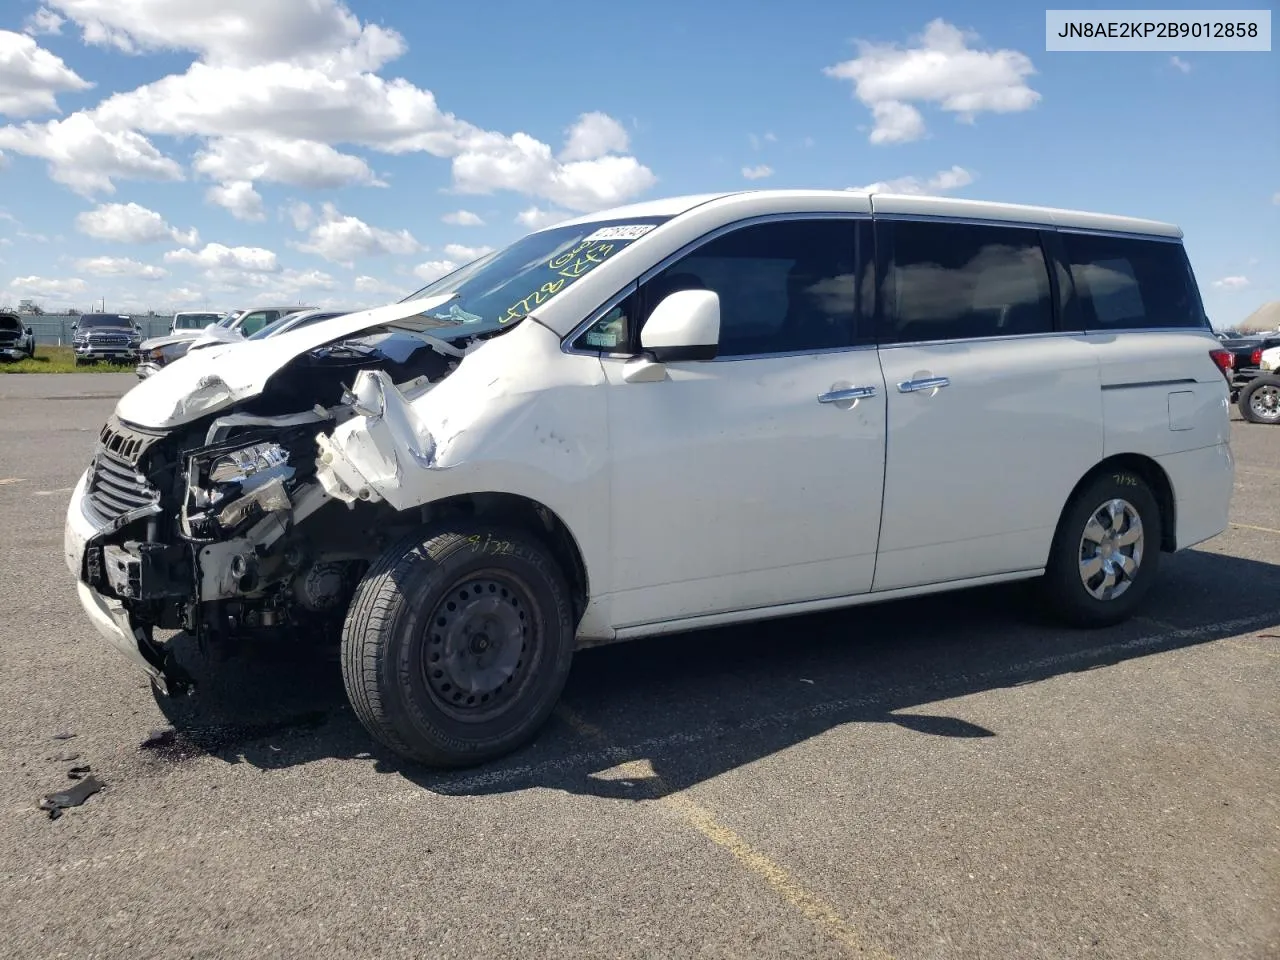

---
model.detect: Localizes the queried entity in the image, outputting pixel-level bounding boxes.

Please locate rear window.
[1060,232,1207,331]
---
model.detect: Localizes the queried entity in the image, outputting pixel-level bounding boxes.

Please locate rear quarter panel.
[1094,331,1231,457]
[1092,330,1232,550]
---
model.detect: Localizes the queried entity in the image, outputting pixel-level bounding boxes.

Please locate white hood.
[115,295,458,430]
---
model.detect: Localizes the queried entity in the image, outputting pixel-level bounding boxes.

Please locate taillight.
[1251,348,1262,367]
[1210,349,1234,380]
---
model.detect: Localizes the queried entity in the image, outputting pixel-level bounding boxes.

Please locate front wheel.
[1039,469,1163,628]
[1239,375,1280,424]
[341,525,577,767]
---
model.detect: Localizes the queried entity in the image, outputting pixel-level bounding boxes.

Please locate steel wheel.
[421,571,537,721]
[1078,498,1144,601]
[1249,383,1280,421]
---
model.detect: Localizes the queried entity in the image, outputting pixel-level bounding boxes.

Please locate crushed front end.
[64,320,475,695]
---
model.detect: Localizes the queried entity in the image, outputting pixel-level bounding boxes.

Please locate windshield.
[215,311,241,328]
[175,313,221,329]
[397,216,671,335]
[77,314,132,329]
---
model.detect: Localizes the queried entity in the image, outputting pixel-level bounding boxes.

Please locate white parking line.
[32,487,73,496]
[3,609,1277,892]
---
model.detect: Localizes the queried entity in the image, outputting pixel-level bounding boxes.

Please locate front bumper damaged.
[65,470,194,695]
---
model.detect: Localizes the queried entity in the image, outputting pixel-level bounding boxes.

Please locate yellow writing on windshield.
[498,239,621,323]
[498,279,566,324]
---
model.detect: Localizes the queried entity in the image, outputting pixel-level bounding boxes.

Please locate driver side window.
[640,219,860,358]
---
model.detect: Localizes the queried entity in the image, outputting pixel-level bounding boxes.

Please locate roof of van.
[549,189,1182,239]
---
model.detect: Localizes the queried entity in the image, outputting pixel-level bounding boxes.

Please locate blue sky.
[0,0,1275,327]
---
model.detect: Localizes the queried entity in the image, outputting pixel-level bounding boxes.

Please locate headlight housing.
[183,440,295,539]
[209,442,290,484]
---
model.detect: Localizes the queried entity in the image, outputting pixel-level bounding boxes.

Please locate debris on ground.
[46,752,80,762]
[51,732,76,741]
[67,765,91,779]
[38,776,104,820]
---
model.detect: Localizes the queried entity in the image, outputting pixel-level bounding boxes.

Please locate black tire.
[1238,375,1280,424]
[74,358,85,366]
[341,525,576,767]
[26,345,36,360]
[1039,469,1163,628]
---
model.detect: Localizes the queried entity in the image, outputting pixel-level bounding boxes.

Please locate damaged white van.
[65,189,1234,767]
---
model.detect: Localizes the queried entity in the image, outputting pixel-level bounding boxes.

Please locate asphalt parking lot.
[1,373,1277,960]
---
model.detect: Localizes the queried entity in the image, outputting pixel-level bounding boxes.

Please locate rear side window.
[882,221,1054,344]
[1060,232,1206,331]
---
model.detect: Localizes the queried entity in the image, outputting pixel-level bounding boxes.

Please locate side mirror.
[25,327,32,336]
[639,290,720,363]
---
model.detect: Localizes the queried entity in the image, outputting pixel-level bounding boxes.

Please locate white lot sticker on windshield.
[583,224,656,242]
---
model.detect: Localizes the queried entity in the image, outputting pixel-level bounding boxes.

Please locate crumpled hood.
[115,295,458,430]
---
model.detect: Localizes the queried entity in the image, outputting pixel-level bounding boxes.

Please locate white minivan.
[64,190,1234,767]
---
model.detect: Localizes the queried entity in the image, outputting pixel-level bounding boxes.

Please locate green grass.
[0,345,136,373]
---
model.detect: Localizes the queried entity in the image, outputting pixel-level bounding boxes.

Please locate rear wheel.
[1239,375,1280,424]
[1040,469,1162,628]
[341,525,576,767]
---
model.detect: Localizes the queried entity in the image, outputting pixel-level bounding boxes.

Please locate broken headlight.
[183,440,296,540]
[209,442,290,484]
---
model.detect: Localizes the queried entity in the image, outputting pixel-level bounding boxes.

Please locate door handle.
[897,376,950,394]
[818,385,877,404]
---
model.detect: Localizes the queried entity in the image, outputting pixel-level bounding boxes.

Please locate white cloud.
[442,243,494,263]
[413,259,459,283]
[824,19,1040,145]
[742,164,774,180]
[516,206,572,230]
[283,200,314,230]
[559,111,630,162]
[0,113,181,194]
[848,164,975,195]
[24,9,65,36]
[1212,276,1250,289]
[1170,56,1191,73]
[866,101,926,145]
[442,209,484,226]
[0,29,92,117]
[193,136,380,189]
[165,242,279,273]
[206,180,265,221]
[747,132,778,150]
[353,274,404,298]
[45,0,404,70]
[6,4,656,209]
[1272,192,1280,205]
[75,255,167,279]
[76,201,199,244]
[295,201,421,265]
[8,274,87,298]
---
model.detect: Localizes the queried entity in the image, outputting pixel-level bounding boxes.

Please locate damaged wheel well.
[417,492,589,624]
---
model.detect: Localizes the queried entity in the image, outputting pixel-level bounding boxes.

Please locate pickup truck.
[1220,334,1280,424]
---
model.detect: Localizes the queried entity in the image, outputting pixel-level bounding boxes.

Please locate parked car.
[0,311,37,360]
[245,309,351,341]
[136,305,317,378]
[65,190,1233,768]
[70,313,143,365]
[170,311,224,335]
[1216,333,1280,423]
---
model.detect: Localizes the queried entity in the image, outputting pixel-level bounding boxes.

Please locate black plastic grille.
[86,420,162,524]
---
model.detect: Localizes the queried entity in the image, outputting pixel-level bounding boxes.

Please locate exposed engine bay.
[74,324,505,693]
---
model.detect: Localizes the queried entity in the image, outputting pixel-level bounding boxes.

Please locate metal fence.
[18,314,177,346]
